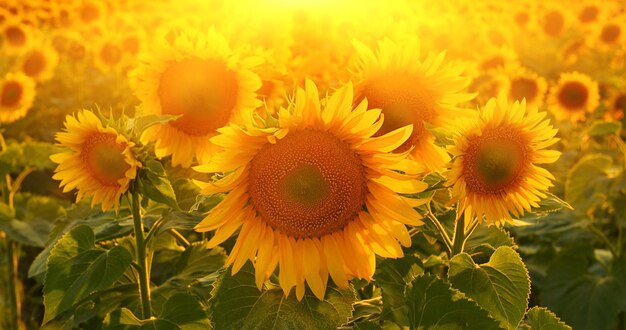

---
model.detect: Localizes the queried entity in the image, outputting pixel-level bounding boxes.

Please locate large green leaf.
[374,256,423,327]
[525,307,571,330]
[139,160,179,211]
[406,274,501,329]
[448,246,530,330]
[43,225,133,324]
[464,225,515,263]
[105,293,210,330]
[209,262,355,330]
[541,247,625,330]
[585,121,622,136]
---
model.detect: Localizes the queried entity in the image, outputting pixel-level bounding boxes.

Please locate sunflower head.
[548,72,599,122]
[131,28,262,168]
[349,38,475,172]
[2,21,31,54]
[496,65,548,109]
[447,94,560,226]
[51,110,141,211]
[20,43,59,82]
[193,80,427,301]
[0,72,36,124]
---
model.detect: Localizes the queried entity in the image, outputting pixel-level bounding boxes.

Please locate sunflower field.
[1,0,626,329]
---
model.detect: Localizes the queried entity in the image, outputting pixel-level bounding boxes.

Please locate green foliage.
[524,306,572,330]
[406,274,502,329]
[448,247,530,330]
[42,225,133,324]
[138,160,180,211]
[585,121,622,137]
[208,262,356,330]
[374,255,424,327]
[565,154,613,209]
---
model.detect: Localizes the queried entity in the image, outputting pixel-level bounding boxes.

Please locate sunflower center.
[579,5,599,23]
[5,26,26,46]
[158,57,238,136]
[510,77,538,102]
[558,81,588,110]
[81,133,130,187]
[80,3,100,23]
[122,36,140,54]
[360,73,435,152]
[514,12,530,27]
[614,94,626,112]
[462,125,530,194]
[601,24,621,44]
[23,50,46,77]
[1,81,23,107]
[543,10,564,37]
[248,129,367,238]
[100,43,122,65]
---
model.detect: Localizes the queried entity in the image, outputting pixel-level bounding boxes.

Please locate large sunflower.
[547,72,599,122]
[447,95,560,226]
[132,29,262,168]
[0,72,36,124]
[349,38,475,172]
[50,111,141,211]
[194,81,426,300]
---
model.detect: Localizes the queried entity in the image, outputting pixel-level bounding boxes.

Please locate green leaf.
[448,246,530,330]
[209,262,356,330]
[128,113,181,134]
[530,193,573,214]
[0,141,57,176]
[541,247,625,330]
[585,121,622,136]
[43,225,133,324]
[565,154,612,209]
[406,274,501,329]
[353,320,382,330]
[105,293,210,330]
[374,256,423,327]
[464,224,515,258]
[525,307,572,330]
[139,160,179,210]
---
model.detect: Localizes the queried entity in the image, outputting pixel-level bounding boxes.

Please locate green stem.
[131,188,152,319]
[167,229,191,249]
[452,215,466,255]
[425,211,453,253]
[589,224,618,258]
[5,238,20,329]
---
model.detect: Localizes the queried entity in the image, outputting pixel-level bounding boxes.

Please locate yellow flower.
[132,29,262,168]
[538,6,569,38]
[496,65,548,109]
[0,72,36,124]
[604,88,626,122]
[349,38,475,172]
[194,81,426,301]
[19,43,59,82]
[1,21,32,55]
[447,95,560,226]
[547,72,599,122]
[51,111,141,211]
[93,38,124,72]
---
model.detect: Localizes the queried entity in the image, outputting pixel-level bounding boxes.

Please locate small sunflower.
[19,43,59,82]
[194,81,426,300]
[604,88,626,122]
[77,0,106,25]
[50,111,141,211]
[0,72,36,123]
[349,38,475,172]
[577,3,601,25]
[1,21,31,54]
[547,72,599,122]
[93,38,124,72]
[538,6,569,38]
[132,29,262,168]
[497,65,548,109]
[590,17,625,51]
[447,95,560,226]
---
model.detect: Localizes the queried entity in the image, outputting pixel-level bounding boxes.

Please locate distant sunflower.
[548,72,599,122]
[0,72,36,123]
[447,95,560,226]
[93,38,124,72]
[577,3,601,25]
[132,29,261,168]
[194,81,426,300]
[1,21,31,54]
[604,88,626,122]
[20,44,59,82]
[50,111,140,211]
[349,38,475,172]
[77,0,106,25]
[591,18,624,51]
[539,6,568,38]
[497,65,548,108]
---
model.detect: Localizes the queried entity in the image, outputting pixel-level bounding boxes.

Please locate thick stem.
[452,215,466,255]
[131,188,151,319]
[6,239,20,329]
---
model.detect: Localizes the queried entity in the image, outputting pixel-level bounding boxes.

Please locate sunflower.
[93,38,124,72]
[590,17,625,51]
[132,29,262,168]
[496,65,548,109]
[1,21,31,54]
[0,72,36,124]
[50,110,141,211]
[194,81,426,300]
[77,0,106,25]
[19,43,59,82]
[577,3,601,25]
[349,38,475,172]
[538,6,569,38]
[447,95,560,226]
[604,88,626,122]
[547,72,599,122]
